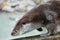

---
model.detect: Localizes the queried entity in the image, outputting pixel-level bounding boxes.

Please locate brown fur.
[11,1,60,36]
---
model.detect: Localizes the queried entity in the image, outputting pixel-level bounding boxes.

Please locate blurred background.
[0,0,41,12]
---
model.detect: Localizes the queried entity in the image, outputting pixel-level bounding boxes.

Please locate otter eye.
[37,28,43,31]
[23,22,26,24]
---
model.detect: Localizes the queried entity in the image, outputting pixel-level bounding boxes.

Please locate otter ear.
[44,10,55,21]
[46,14,53,21]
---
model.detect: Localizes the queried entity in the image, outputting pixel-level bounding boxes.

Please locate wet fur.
[11,0,60,36]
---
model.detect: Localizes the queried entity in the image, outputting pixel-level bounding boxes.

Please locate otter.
[11,0,60,36]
